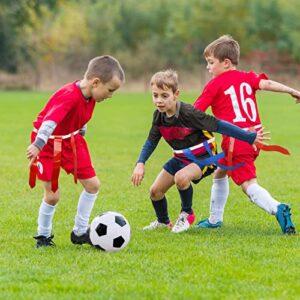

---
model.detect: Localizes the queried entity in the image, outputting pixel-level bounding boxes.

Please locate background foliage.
[1,0,300,89]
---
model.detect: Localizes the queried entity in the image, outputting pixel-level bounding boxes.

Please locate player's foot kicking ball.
[70,228,92,245]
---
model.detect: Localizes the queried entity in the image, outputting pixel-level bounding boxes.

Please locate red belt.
[29,130,79,192]
[226,137,290,177]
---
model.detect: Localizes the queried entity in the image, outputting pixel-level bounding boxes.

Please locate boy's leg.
[72,176,100,244]
[244,181,296,234]
[35,181,59,248]
[243,180,280,215]
[195,168,228,228]
[208,171,229,224]
[60,135,98,241]
[178,185,193,214]
[144,169,174,230]
[197,154,257,229]
[172,163,200,233]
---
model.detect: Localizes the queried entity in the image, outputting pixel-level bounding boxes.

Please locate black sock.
[178,185,193,214]
[151,196,170,224]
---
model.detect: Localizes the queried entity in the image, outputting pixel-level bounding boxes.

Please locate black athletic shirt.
[147,101,218,150]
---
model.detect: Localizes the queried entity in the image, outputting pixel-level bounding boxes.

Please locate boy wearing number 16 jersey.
[194,35,300,234]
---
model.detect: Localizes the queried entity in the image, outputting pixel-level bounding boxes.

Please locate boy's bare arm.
[259,79,300,103]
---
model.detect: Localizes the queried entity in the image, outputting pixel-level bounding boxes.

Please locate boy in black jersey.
[131,70,269,233]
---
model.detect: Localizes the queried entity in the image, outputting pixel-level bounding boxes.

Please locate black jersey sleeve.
[147,110,162,143]
[216,120,256,144]
[185,105,219,132]
[137,139,158,163]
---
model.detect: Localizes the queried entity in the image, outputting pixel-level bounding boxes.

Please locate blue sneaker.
[276,204,296,235]
[194,218,223,229]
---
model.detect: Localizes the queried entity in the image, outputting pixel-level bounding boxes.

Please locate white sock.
[246,183,280,215]
[208,176,229,224]
[73,190,98,235]
[37,200,56,237]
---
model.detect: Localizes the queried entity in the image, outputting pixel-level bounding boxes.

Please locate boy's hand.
[291,90,300,104]
[26,144,40,167]
[252,127,271,151]
[131,163,145,186]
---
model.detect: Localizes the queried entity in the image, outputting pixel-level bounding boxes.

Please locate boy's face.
[205,55,230,78]
[91,76,122,102]
[151,84,179,116]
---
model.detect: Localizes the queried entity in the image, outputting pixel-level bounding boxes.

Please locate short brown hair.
[150,69,178,93]
[204,35,240,65]
[85,55,125,83]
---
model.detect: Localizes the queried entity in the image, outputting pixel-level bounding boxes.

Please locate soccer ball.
[90,211,131,252]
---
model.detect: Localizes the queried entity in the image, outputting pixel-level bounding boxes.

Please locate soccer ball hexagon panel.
[90,211,131,252]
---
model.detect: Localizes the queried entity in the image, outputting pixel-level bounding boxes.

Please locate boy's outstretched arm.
[216,120,270,147]
[259,79,300,104]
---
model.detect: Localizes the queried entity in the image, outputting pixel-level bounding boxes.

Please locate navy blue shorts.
[163,157,216,184]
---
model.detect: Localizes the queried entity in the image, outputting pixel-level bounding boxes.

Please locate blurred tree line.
[1,0,300,89]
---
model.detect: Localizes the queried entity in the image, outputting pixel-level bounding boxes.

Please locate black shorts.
[163,157,216,184]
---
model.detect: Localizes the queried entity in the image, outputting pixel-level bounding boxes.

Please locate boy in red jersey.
[194,35,299,234]
[132,70,268,233]
[26,55,125,248]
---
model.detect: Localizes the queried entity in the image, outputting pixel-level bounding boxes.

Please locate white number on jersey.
[224,83,257,123]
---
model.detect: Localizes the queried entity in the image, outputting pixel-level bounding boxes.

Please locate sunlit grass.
[0,90,299,299]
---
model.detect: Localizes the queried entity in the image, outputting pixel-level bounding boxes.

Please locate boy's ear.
[223,58,232,68]
[92,77,101,86]
[175,89,180,97]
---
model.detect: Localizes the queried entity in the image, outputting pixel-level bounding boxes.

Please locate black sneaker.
[34,235,56,248]
[70,228,92,245]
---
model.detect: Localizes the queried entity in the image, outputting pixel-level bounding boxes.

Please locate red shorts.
[31,132,96,182]
[218,152,259,185]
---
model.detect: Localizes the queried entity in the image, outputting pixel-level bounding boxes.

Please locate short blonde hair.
[204,35,240,65]
[85,55,125,83]
[150,69,178,93]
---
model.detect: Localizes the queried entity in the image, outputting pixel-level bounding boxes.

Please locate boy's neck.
[165,101,180,118]
[78,79,92,100]
[217,66,237,78]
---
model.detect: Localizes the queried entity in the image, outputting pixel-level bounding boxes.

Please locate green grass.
[0,90,299,300]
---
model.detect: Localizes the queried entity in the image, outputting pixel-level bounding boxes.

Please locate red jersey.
[194,70,267,154]
[33,81,96,135]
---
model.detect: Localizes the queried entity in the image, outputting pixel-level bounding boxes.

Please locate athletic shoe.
[70,228,92,245]
[34,234,56,248]
[172,210,195,233]
[143,220,173,230]
[276,204,296,235]
[194,218,223,229]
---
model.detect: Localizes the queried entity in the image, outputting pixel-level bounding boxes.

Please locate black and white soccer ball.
[90,211,131,252]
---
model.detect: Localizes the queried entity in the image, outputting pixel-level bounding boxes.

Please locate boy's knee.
[174,172,189,190]
[82,177,101,194]
[44,191,60,206]
[149,185,163,201]
[213,167,227,179]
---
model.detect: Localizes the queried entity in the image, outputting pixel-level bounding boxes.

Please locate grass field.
[0,90,299,300]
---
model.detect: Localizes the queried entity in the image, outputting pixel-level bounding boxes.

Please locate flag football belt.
[227,124,290,177]
[173,138,244,171]
[29,128,80,192]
